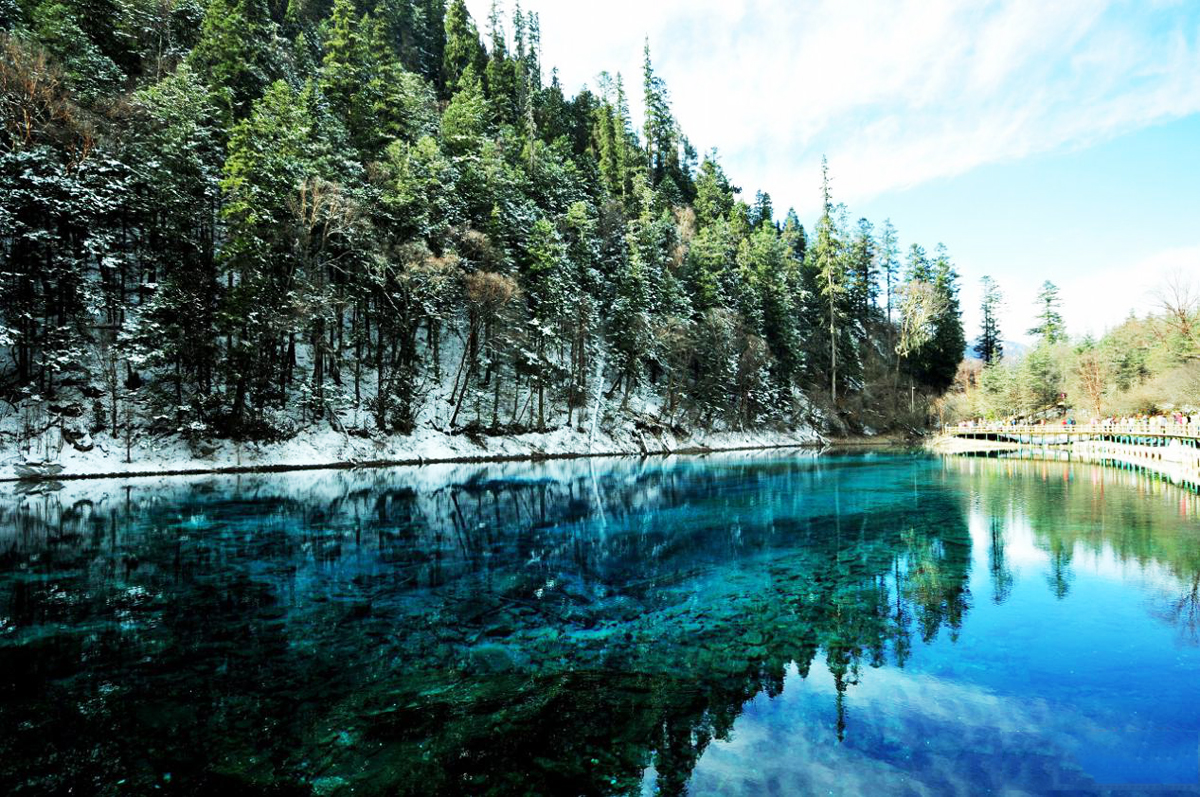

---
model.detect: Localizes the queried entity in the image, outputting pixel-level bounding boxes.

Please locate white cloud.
[466,0,1200,215]
[687,658,1119,794]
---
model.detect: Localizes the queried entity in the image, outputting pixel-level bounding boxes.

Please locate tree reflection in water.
[950,453,1200,644]
[2,451,1198,794]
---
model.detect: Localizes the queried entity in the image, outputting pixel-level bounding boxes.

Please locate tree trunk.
[312,316,325,404]
[536,338,545,432]
[375,330,387,431]
[450,355,476,429]
[830,301,838,404]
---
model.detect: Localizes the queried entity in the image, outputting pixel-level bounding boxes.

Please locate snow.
[0,319,823,481]
[0,416,823,481]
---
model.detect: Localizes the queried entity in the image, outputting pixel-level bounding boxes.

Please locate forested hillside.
[0,0,964,459]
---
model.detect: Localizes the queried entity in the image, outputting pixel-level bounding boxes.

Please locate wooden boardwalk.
[944,423,1200,447]
[941,423,1200,470]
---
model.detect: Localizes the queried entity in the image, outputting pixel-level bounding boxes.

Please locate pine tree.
[641,39,676,191]
[372,0,420,72]
[418,0,447,86]
[441,0,486,97]
[187,0,275,121]
[608,243,649,399]
[614,74,637,206]
[976,275,1003,365]
[693,153,737,228]
[486,0,505,55]
[441,65,489,155]
[905,242,931,282]
[560,201,600,420]
[750,190,773,230]
[523,217,565,430]
[525,9,541,88]
[781,210,806,263]
[744,224,800,387]
[484,0,518,124]
[28,0,122,101]
[916,244,966,392]
[1028,280,1066,344]
[592,74,622,198]
[121,65,224,405]
[219,80,321,425]
[813,157,845,403]
[879,219,899,324]
[685,218,734,313]
[320,0,380,153]
[846,217,877,324]
[364,21,439,146]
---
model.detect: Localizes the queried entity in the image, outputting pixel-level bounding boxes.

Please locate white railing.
[945,421,1200,439]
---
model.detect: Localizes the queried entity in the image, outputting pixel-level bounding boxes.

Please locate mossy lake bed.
[2,450,1199,794]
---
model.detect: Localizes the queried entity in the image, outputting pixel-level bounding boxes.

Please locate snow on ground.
[0,330,822,481]
[1,416,823,481]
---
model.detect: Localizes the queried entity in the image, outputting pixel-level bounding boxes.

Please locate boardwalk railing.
[944,422,1200,444]
[941,423,1200,471]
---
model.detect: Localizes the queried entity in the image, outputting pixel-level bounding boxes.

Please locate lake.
[2,451,1199,795]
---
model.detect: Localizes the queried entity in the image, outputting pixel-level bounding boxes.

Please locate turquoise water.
[1,451,1199,795]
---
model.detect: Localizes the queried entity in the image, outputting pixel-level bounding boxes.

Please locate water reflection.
[949,454,1200,646]
[0,452,1198,794]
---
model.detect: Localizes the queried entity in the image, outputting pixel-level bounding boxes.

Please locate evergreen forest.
[0,0,966,452]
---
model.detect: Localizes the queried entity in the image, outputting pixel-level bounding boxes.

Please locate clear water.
[2,451,1199,795]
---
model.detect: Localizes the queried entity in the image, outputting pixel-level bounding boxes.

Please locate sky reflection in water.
[1,451,1199,795]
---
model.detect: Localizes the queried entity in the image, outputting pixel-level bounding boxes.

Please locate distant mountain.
[965,339,1029,363]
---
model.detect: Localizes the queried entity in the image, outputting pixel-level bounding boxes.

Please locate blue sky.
[856,114,1200,342]
[464,0,1200,343]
